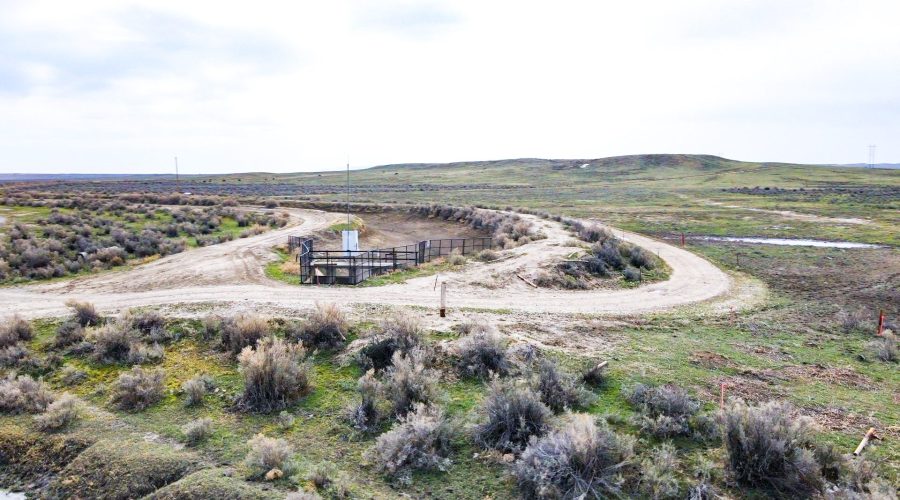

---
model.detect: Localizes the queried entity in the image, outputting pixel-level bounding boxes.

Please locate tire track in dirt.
[0,208,753,319]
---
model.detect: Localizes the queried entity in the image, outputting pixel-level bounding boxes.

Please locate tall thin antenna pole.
[868,145,876,169]
[346,159,351,226]
[174,156,180,191]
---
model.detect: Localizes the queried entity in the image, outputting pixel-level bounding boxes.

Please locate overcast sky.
[1,0,898,174]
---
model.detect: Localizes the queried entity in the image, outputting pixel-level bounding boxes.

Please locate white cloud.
[0,0,898,173]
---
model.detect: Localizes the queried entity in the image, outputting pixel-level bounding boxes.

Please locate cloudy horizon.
[1,0,898,174]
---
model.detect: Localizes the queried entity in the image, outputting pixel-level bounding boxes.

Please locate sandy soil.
[0,208,746,319]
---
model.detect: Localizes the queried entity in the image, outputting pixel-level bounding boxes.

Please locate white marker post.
[440,282,447,318]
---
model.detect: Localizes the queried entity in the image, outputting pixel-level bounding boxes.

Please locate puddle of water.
[698,236,884,249]
[0,490,27,500]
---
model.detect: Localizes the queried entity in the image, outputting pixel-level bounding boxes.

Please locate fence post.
[681,232,685,247]
[877,310,885,336]
[440,282,447,318]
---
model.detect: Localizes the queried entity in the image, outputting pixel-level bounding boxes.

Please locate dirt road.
[0,208,743,319]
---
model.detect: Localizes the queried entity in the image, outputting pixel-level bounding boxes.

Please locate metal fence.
[289,236,493,285]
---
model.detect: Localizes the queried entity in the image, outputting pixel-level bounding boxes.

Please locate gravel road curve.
[0,208,738,319]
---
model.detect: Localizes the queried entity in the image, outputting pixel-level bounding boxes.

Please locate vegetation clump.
[0,315,32,347]
[867,332,897,362]
[54,320,85,348]
[455,328,511,378]
[292,302,348,350]
[237,336,311,413]
[66,299,101,327]
[358,313,423,371]
[639,443,680,499]
[371,403,452,483]
[34,393,82,431]
[244,433,295,480]
[474,381,551,454]
[349,369,383,433]
[514,414,636,499]
[109,366,166,411]
[722,400,822,496]
[534,359,595,413]
[222,313,270,354]
[627,383,711,439]
[0,374,54,414]
[384,348,439,417]
[182,418,213,446]
[181,374,214,406]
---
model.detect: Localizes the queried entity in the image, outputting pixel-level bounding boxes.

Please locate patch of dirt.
[733,342,795,362]
[782,364,873,389]
[502,318,622,356]
[705,375,786,404]
[794,405,896,439]
[690,351,737,370]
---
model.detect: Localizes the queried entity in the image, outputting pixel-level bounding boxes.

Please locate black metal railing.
[287,236,493,285]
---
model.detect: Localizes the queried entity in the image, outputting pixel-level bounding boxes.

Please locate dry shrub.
[201,314,222,341]
[222,313,270,354]
[627,383,703,438]
[474,249,500,262]
[838,310,870,334]
[867,332,897,363]
[384,349,439,417]
[447,250,467,266]
[371,403,452,483]
[127,309,169,343]
[182,417,212,446]
[34,392,82,431]
[65,299,100,327]
[723,400,823,495]
[237,336,311,413]
[455,329,511,379]
[350,369,383,433]
[534,359,595,413]
[515,414,636,499]
[276,410,295,429]
[359,313,422,371]
[126,341,165,364]
[639,443,680,499]
[181,374,214,406]
[0,374,54,413]
[244,433,295,479]
[0,315,32,347]
[89,321,136,363]
[474,381,551,454]
[280,260,301,275]
[109,366,166,411]
[294,302,348,350]
[455,316,494,336]
[54,320,85,348]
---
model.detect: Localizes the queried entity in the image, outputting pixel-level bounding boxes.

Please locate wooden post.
[854,428,877,456]
[720,382,727,409]
[440,282,447,318]
[877,310,885,336]
[681,233,685,247]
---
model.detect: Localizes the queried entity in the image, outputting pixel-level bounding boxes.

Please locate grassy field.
[1,154,897,498]
[197,155,899,245]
